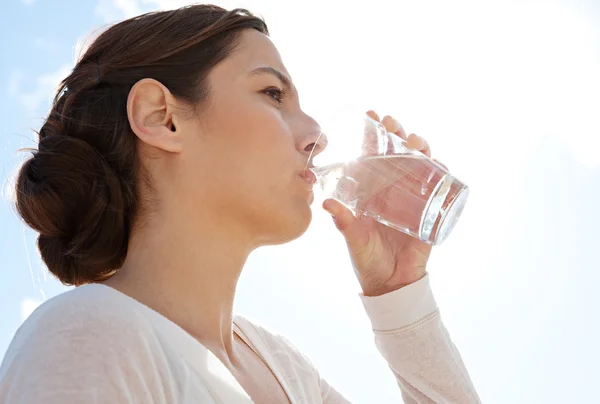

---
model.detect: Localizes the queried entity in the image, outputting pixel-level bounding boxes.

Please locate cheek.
[200,122,293,200]
[195,91,297,196]
[218,110,294,172]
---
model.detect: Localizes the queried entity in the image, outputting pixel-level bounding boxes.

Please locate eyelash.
[262,87,287,105]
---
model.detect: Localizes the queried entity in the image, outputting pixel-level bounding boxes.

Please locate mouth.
[299,169,317,185]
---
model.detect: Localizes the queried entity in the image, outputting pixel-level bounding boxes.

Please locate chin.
[291,204,313,237]
[263,203,313,246]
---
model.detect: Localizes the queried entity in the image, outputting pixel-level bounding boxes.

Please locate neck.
[103,206,253,368]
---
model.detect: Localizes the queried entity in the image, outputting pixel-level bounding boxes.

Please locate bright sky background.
[1,0,599,402]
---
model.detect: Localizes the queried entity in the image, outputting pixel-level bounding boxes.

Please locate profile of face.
[133,29,324,247]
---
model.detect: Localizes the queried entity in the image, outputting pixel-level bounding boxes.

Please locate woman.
[0,5,480,403]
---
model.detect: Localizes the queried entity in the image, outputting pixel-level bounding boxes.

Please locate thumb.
[322,198,374,259]
[322,198,356,231]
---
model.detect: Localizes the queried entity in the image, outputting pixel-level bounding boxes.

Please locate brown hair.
[14,5,268,286]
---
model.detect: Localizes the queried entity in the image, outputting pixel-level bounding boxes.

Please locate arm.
[358,274,481,404]
[311,275,480,403]
[282,275,479,404]
[236,274,479,403]
[319,109,478,402]
[0,302,172,403]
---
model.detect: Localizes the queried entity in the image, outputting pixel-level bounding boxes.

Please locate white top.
[0,275,480,403]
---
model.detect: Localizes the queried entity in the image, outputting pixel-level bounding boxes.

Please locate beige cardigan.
[0,275,480,403]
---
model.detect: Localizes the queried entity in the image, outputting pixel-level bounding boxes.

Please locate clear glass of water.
[309,109,469,245]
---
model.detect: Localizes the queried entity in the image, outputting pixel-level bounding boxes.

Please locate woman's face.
[176,29,323,246]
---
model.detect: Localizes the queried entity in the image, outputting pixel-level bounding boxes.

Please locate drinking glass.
[309,109,469,245]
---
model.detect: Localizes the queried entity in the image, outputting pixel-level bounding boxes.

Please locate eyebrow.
[248,66,297,93]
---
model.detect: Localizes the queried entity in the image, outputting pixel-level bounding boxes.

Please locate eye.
[262,87,286,105]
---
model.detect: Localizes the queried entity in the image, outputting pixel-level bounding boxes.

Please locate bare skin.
[103,29,436,402]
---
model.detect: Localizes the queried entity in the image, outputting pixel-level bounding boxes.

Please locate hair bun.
[16,132,129,285]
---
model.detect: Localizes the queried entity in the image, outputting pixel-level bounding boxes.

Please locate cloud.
[21,0,36,5]
[96,0,266,20]
[20,298,42,321]
[141,0,192,9]
[146,0,273,11]
[7,70,22,97]
[33,37,62,52]
[95,0,143,22]
[141,0,253,10]
[13,64,72,116]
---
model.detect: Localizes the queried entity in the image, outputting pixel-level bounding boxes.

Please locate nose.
[296,113,328,162]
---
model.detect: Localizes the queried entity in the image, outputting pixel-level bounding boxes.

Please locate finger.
[406,133,431,157]
[381,115,407,140]
[362,113,381,156]
[323,198,373,249]
[322,198,356,231]
[420,137,431,157]
[366,110,380,122]
[406,133,425,150]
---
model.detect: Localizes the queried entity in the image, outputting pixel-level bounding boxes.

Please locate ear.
[127,78,183,153]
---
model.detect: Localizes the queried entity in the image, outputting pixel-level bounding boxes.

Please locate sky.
[1,0,599,402]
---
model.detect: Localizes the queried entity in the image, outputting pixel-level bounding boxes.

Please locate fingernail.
[322,201,334,215]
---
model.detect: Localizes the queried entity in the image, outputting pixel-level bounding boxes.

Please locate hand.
[323,111,440,297]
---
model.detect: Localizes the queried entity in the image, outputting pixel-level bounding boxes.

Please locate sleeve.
[357,273,481,404]
[0,303,172,404]
[277,274,480,403]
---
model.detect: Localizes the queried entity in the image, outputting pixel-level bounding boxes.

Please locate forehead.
[211,29,290,81]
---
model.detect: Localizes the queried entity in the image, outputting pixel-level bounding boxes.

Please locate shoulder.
[7,284,151,353]
[0,285,166,403]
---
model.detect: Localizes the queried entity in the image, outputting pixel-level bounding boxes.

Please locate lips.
[299,169,317,185]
